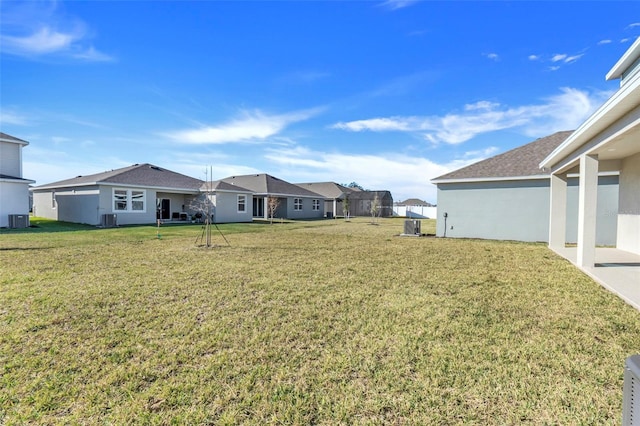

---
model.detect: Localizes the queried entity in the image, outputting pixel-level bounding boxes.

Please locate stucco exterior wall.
[617,152,640,254]
[0,181,30,227]
[0,142,21,178]
[285,196,324,219]
[436,176,619,244]
[211,192,253,223]
[33,186,100,224]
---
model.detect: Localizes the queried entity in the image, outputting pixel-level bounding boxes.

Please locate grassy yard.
[1,217,640,424]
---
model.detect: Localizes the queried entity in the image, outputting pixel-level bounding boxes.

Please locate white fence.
[393,206,437,219]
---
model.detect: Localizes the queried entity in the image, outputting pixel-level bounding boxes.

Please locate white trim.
[237,194,247,213]
[0,136,29,146]
[0,177,36,184]
[606,37,640,81]
[431,175,550,184]
[540,68,640,170]
[112,188,147,213]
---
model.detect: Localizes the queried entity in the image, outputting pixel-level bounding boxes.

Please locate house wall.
[617,152,640,254]
[285,196,324,219]
[0,142,21,178]
[33,186,100,224]
[435,176,618,244]
[0,181,30,227]
[211,192,253,223]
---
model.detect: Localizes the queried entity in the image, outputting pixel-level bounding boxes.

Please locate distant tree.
[346,182,365,190]
[370,193,381,224]
[267,196,280,224]
[342,193,350,221]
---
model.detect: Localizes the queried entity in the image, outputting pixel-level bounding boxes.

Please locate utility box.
[623,354,640,425]
[8,214,29,229]
[403,219,421,235]
[101,214,117,228]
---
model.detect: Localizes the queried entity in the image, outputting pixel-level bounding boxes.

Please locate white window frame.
[113,188,146,213]
[237,194,247,213]
[52,191,57,209]
[312,199,320,211]
[294,198,303,211]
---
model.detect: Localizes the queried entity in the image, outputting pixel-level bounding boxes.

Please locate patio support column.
[333,199,337,217]
[549,173,568,250]
[577,154,599,268]
[263,197,269,220]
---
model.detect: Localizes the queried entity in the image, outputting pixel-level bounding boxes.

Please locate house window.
[237,194,246,213]
[52,191,57,209]
[132,191,145,211]
[114,189,128,211]
[312,199,320,211]
[294,198,303,211]
[113,188,146,212]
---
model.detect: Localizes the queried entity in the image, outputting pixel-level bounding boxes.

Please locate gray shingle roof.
[221,174,324,198]
[200,180,253,193]
[396,198,433,206]
[295,182,354,198]
[34,163,204,191]
[432,131,574,182]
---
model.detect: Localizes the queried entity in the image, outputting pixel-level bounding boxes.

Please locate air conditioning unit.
[403,219,421,235]
[8,214,29,229]
[623,355,640,425]
[101,213,117,228]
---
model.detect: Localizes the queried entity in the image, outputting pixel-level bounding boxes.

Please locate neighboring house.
[220,174,325,220]
[0,132,35,228]
[295,182,353,218]
[541,37,640,267]
[342,190,394,218]
[431,131,619,243]
[393,198,437,219]
[198,180,254,223]
[32,163,204,226]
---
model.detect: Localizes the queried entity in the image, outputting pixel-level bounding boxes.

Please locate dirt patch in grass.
[1,217,639,424]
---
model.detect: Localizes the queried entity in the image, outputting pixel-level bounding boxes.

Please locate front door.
[157,198,170,220]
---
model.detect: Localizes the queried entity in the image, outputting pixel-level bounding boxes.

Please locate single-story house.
[198,180,254,223]
[32,163,204,226]
[220,174,325,220]
[295,181,354,218]
[0,132,35,228]
[541,36,640,267]
[431,131,619,243]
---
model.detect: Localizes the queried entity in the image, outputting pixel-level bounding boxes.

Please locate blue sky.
[1,1,639,203]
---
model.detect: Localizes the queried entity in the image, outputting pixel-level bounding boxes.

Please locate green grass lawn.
[1,217,639,424]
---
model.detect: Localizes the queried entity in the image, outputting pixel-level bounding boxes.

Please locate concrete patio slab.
[551,246,640,310]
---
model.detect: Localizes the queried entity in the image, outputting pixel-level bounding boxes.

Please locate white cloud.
[166,107,323,145]
[598,39,612,45]
[332,87,610,145]
[0,2,113,62]
[484,53,499,61]
[528,54,540,61]
[551,54,567,62]
[0,109,29,126]
[563,54,584,64]
[263,146,492,203]
[626,23,640,30]
[378,0,419,10]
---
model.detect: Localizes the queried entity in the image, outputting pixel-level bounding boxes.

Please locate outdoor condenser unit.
[403,219,421,235]
[8,214,29,229]
[623,355,640,425]
[101,213,117,228]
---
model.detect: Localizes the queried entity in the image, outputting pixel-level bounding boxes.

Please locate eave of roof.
[606,37,640,81]
[540,69,640,171]
[0,132,29,145]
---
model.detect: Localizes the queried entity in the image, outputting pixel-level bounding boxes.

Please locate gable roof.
[295,182,354,199]
[396,198,433,206]
[0,132,29,146]
[221,173,323,198]
[201,180,253,193]
[34,163,204,191]
[431,131,574,183]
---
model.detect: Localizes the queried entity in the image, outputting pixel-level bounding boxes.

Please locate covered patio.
[552,246,640,310]
[540,38,640,309]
